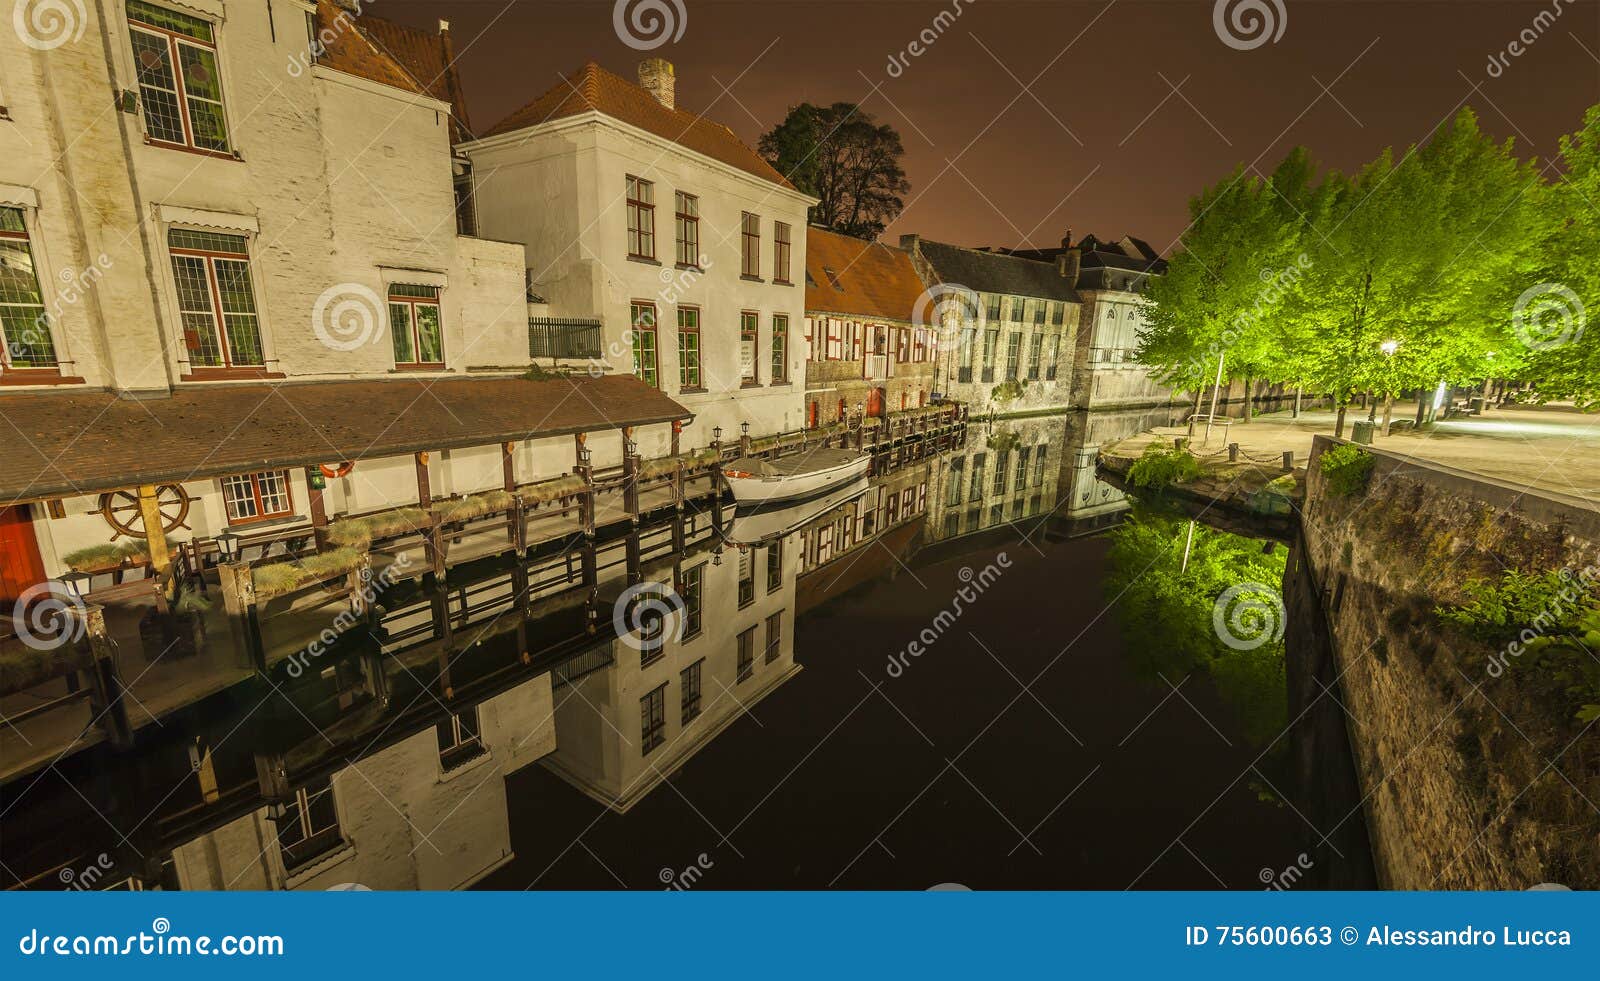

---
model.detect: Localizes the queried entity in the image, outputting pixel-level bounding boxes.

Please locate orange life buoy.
[320,462,354,479]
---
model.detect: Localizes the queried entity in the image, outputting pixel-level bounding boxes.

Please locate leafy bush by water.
[1319,443,1374,497]
[1437,569,1600,722]
[1127,443,1202,490]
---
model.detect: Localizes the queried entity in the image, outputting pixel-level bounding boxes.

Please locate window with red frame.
[627,176,656,259]
[221,470,293,525]
[773,222,792,283]
[388,284,444,368]
[127,1,231,154]
[168,229,263,370]
[740,212,761,278]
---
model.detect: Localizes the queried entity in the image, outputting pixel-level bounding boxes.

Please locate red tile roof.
[0,375,689,505]
[481,62,795,191]
[804,227,930,323]
[312,1,424,97]
[356,13,474,141]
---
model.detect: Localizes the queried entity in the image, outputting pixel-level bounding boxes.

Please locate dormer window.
[822,267,843,291]
[127,1,231,155]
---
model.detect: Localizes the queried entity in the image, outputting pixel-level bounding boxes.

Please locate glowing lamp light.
[1380,340,1399,356]
[214,529,242,563]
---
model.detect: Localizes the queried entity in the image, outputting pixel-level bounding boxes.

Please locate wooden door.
[0,504,47,605]
[866,387,885,418]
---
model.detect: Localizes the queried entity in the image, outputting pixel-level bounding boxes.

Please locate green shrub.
[990,379,1026,404]
[1127,443,1202,490]
[1319,443,1374,497]
[1437,568,1600,722]
[253,547,364,599]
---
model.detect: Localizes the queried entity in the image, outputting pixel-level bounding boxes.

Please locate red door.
[867,387,885,418]
[0,505,47,605]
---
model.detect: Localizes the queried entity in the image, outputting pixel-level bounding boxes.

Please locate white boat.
[727,476,871,545]
[720,446,871,505]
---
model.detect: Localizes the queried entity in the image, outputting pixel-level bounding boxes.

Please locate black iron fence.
[529,318,603,360]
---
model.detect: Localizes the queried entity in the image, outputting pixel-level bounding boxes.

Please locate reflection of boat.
[728,476,870,545]
[721,446,871,505]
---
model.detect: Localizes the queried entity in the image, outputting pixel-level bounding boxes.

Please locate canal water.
[0,405,1372,891]
[484,528,1311,890]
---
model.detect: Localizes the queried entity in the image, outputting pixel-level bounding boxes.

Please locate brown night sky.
[380,0,1600,253]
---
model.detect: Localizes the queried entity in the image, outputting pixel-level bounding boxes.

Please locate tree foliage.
[758,102,910,238]
[1137,104,1597,411]
[1105,508,1289,744]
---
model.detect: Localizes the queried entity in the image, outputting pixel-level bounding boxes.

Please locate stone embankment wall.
[1291,436,1600,889]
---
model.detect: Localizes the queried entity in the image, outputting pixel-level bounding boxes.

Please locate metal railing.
[529,318,603,360]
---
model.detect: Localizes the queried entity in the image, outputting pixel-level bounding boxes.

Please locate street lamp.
[214,529,241,564]
[712,425,723,443]
[740,421,750,437]
[60,570,91,600]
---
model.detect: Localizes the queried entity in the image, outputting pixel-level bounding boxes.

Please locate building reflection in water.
[0,405,1190,891]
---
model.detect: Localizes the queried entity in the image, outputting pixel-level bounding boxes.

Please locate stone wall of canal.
[1289,436,1600,890]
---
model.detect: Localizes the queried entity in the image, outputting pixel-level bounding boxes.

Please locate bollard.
[1228,442,1240,462]
[1282,450,1295,472]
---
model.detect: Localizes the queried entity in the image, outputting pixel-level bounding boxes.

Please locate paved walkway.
[1112,402,1600,510]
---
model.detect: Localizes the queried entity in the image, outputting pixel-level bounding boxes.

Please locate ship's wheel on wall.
[98,485,194,540]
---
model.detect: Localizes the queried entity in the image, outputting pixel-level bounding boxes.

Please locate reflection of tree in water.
[1104,505,1288,747]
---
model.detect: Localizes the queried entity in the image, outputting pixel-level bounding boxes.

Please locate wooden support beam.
[84,605,132,749]
[502,442,518,545]
[218,561,265,671]
[414,451,432,508]
[307,467,329,551]
[136,484,170,574]
[622,426,640,518]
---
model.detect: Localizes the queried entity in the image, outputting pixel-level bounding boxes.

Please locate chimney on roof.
[1059,244,1081,283]
[1061,228,1074,249]
[898,234,920,252]
[638,58,675,110]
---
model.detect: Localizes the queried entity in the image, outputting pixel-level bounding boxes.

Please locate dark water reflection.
[0,405,1367,891]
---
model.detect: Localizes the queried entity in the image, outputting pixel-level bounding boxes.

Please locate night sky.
[380,0,1600,254]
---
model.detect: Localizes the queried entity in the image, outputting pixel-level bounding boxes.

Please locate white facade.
[0,2,647,582]
[462,67,817,460]
[544,531,799,811]
[170,671,556,890]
